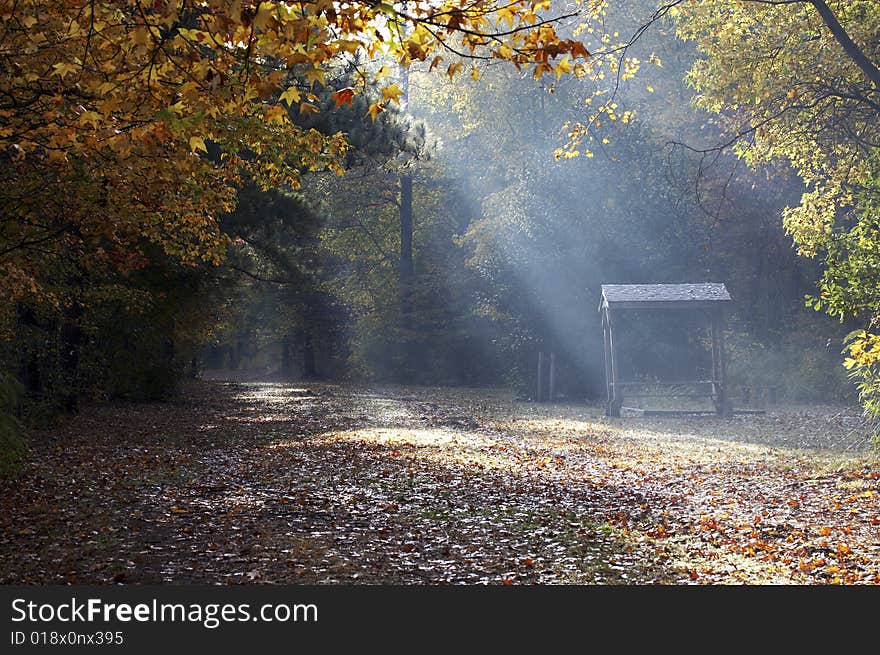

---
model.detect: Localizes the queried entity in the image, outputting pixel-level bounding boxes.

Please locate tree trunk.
[399,174,413,280]
[16,303,41,397]
[301,329,317,379]
[59,300,82,413]
[281,332,292,378]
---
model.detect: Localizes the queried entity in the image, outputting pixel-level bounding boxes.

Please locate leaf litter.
[1,380,878,584]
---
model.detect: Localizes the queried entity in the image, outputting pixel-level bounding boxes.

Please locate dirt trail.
[1,379,878,584]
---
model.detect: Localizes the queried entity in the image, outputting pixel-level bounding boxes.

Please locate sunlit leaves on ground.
[1,380,877,584]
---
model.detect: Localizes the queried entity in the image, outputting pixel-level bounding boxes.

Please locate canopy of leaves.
[668,0,880,412]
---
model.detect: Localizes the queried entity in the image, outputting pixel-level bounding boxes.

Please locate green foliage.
[671,0,880,413]
[843,329,880,418]
[726,330,853,405]
[0,371,26,478]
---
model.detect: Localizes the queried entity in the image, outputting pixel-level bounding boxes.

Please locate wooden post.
[602,312,613,415]
[537,351,544,402]
[549,351,556,402]
[718,310,728,415]
[607,309,621,417]
[711,310,728,416]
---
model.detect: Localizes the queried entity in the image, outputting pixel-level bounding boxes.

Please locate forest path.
[2,379,879,584]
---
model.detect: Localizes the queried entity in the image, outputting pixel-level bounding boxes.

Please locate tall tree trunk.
[281,332,292,378]
[59,299,82,413]
[230,334,244,370]
[399,174,413,280]
[16,303,41,397]
[301,329,317,379]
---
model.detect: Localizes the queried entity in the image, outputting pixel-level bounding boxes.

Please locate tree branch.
[810,0,880,90]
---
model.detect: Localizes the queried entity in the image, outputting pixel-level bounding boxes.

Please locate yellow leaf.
[446,62,463,79]
[376,65,391,81]
[497,6,516,28]
[254,2,274,31]
[554,56,572,79]
[305,68,327,87]
[366,101,385,121]
[78,111,101,128]
[646,85,655,93]
[265,105,288,124]
[189,136,207,153]
[52,62,78,78]
[381,83,404,105]
[298,102,319,115]
[470,68,481,81]
[279,86,301,106]
[335,39,361,54]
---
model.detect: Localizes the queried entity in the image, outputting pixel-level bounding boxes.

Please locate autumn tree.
[0,0,594,410]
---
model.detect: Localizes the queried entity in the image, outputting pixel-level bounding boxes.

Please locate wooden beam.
[603,300,732,310]
[602,311,613,415]
[607,309,621,417]
[718,309,728,415]
[537,351,544,402]
[711,310,729,416]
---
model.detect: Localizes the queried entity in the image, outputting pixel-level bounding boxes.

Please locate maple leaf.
[446,62,463,79]
[335,39,361,54]
[332,87,356,107]
[279,86,302,106]
[554,56,572,79]
[497,6,516,29]
[52,62,78,78]
[265,105,288,124]
[253,2,274,31]
[305,68,327,87]
[381,84,404,105]
[366,102,385,122]
[188,136,207,153]
[78,111,101,129]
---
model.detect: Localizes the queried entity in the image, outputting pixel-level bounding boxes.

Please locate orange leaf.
[332,87,355,107]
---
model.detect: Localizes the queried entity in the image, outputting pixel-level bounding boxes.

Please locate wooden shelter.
[599,283,732,417]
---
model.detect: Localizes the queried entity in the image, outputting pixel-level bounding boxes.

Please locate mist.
[194,3,855,412]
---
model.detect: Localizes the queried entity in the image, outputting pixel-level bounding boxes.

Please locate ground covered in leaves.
[2,379,879,585]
